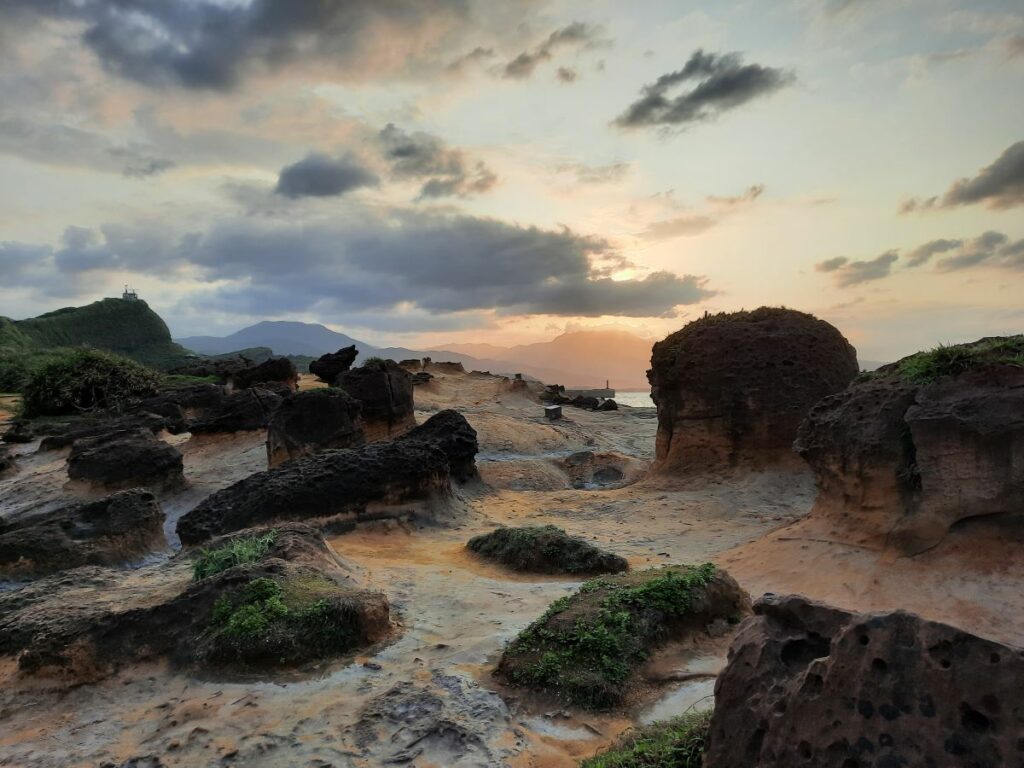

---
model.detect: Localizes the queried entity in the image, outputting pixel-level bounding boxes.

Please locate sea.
[614,390,655,408]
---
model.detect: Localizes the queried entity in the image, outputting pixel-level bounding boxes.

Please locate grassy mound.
[580,710,711,768]
[496,564,746,709]
[467,525,627,575]
[21,348,161,417]
[201,574,366,667]
[866,336,1024,385]
[193,530,277,580]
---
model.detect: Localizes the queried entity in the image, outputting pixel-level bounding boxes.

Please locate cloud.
[378,124,498,200]
[707,184,764,207]
[1007,35,1024,59]
[5,0,506,90]
[640,184,764,241]
[275,153,379,199]
[502,22,600,80]
[8,212,715,326]
[934,231,1018,272]
[816,250,898,286]
[613,49,795,129]
[553,161,630,185]
[556,67,578,83]
[902,141,1024,212]
[905,238,963,268]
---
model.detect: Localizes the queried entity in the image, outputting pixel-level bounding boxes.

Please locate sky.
[0,0,1022,363]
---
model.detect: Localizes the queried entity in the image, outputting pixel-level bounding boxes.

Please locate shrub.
[498,564,722,709]
[192,530,277,581]
[580,710,712,768]
[21,348,161,416]
[0,354,30,394]
[467,525,628,575]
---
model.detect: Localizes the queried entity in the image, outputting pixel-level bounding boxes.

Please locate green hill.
[0,298,192,370]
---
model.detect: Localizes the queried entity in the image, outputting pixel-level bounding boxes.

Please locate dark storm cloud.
[502,22,600,80]
[378,124,497,200]
[613,50,795,129]
[4,0,486,90]
[274,153,378,199]
[901,141,1024,212]
[905,238,963,267]
[816,250,898,286]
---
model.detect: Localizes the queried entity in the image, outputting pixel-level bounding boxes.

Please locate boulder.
[39,411,171,450]
[0,445,14,474]
[596,398,618,411]
[266,388,364,468]
[1,420,34,443]
[706,593,1024,768]
[467,525,627,575]
[0,523,389,679]
[336,359,415,441]
[495,563,749,709]
[177,410,477,544]
[187,386,284,434]
[309,345,359,384]
[229,356,297,391]
[412,371,433,385]
[796,338,1024,554]
[427,361,466,374]
[570,395,600,410]
[67,429,184,491]
[649,307,859,473]
[398,358,422,370]
[0,489,165,578]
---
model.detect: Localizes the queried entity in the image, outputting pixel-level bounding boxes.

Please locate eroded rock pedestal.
[336,360,415,441]
[649,308,858,473]
[309,345,359,384]
[706,593,1024,768]
[67,428,184,491]
[796,342,1024,554]
[266,387,365,467]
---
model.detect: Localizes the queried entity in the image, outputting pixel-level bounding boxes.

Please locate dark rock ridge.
[177,409,477,545]
[649,307,859,472]
[0,445,14,474]
[467,525,628,575]
[171,355,297,390]
[0,490,165,578]
[706,593,1024,768]
[336,359,415,441]
[187,386,284,434]
[0,523,389,679]
[796,339,1024,554]
[266,387,365,468]
[309,345,359,384]
[68,429,184,491]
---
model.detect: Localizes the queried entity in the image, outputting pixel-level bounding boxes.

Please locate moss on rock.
[581,710,712,768]
[467,525,628,576]
[495,564,748,709]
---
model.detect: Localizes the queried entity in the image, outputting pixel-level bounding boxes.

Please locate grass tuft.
[192,530,277,581]
[866,336,1024,385]
[580,710,712,768]
[499,564,721,709]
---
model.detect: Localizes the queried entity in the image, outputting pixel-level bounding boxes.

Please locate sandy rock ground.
[0,370,1021,767]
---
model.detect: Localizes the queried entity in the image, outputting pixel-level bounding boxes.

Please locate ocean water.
[614,390,654,408]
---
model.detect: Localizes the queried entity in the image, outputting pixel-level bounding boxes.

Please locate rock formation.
[649,307,859,472]
[67,429,184,491]
[0,445,14,474]
[177,409,477,544]
[309,345,359,383]
[467,525,628,575]
[335,359,415,441]
[228,356,298,391]
[0,523,389,679]
[706,593,1024,768]
[0,489,165,578]
[187,386,284,434]
[266,388,365,468]
[795,337,1024,554]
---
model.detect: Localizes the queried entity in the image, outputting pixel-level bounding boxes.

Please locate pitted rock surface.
[707,593,1024,768]
[266,387,364,467]
[0,489,165,578]
[796,354,1024,554]
[649,307,858,473]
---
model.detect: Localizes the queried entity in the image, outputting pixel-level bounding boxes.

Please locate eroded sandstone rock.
[796,339,1024,553]
[706,593,1024,768]
[178,410,477,544]
[309,345,359,383]
[266,387,364,468]
[0,489,165,578]
[0,523,389,679]
[67,429,184,491]
[187,386,284,434]
[335,360,415,441]
[649,308,858,472]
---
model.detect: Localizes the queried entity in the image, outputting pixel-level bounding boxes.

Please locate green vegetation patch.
[192,530,278,580]
[580,710,712,768]
[202,575,362,666]
[868,336,1024,385]
[467,525,627,575]
[498,564,721,709]
[21,348,161,417]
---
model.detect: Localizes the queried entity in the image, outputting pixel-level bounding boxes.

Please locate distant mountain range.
[177,321,656,389]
